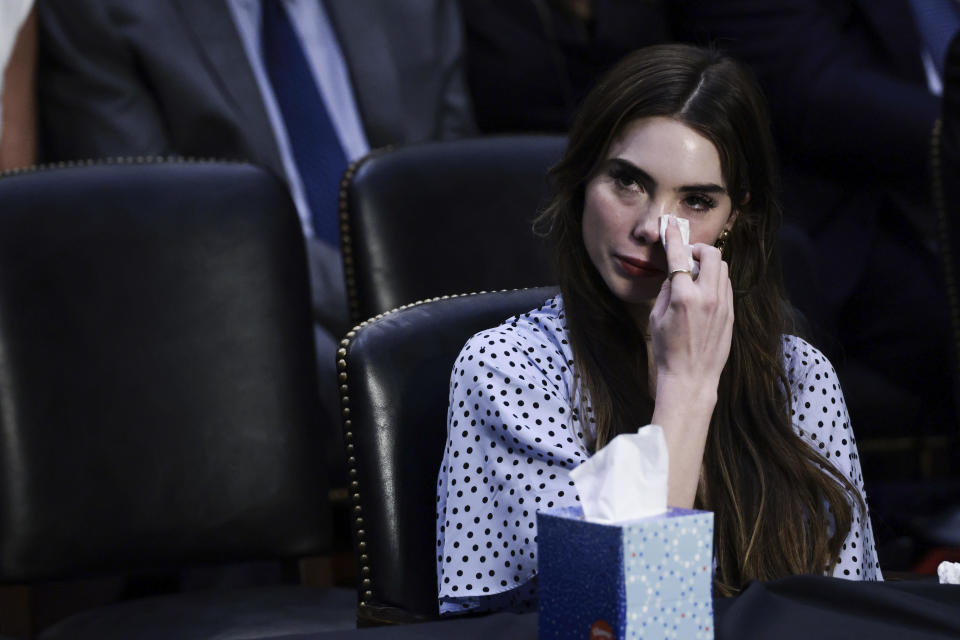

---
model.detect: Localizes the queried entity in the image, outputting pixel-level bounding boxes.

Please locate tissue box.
[537,505,714,640]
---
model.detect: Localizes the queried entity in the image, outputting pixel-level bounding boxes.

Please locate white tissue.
[659,214,690,245]
[938,561,960,584]
[570,424,668,524]
[658,215,699,278]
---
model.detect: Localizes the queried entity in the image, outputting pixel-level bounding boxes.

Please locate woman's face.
[582,116,737,310]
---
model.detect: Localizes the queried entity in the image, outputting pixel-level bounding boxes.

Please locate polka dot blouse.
[435,296,881,615]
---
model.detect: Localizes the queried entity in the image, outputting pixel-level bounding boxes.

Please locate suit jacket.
[459,0,671,133]
[37,0,475,169]
[38,0,475,335]
[671,0,939,313]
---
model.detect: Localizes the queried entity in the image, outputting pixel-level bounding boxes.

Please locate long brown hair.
[537,44,864,594]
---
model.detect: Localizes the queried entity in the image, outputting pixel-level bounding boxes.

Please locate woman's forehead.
[606,117,725,188]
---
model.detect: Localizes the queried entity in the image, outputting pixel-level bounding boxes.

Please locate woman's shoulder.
[780,334,837,392]
[455,295,571,367]
[450,295,578,414]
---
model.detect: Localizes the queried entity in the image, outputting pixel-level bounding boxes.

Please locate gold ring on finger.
[668,268,692,280]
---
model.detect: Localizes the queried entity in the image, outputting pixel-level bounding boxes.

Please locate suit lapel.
[172,0,284,174]
[324,0,405,147]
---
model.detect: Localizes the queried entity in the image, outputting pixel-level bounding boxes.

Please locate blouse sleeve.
[435,311,590,615]
[784,336,883,581]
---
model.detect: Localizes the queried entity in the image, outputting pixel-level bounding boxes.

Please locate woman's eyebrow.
[678,183,727,194]
[609,158,656,186]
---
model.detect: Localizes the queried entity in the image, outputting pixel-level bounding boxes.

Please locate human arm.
[435,301,588,614]
[785,335,882,580]
[648,220,734,509]
[0,6,36,170]
[37,0,170,160]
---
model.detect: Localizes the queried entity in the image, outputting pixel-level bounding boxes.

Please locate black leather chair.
[339,287,558,625]
[0,160,353,638]
[338,136,564,324]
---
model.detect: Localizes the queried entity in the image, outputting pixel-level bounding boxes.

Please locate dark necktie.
[910,0,960,76]
[261,0,346,246]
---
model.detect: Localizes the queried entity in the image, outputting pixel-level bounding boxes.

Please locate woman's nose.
[630,202,670,243]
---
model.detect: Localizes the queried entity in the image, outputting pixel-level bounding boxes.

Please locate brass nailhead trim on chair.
[930,118,960,437]
[337,146,393,327]
[337,287,542,611]
[0,155,247,179]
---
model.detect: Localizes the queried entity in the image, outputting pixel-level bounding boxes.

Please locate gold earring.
[715,228,730,255]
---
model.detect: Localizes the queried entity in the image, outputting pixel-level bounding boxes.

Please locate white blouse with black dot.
[435,296,881,615]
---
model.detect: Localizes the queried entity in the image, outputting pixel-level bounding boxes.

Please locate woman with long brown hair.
[436,43,880,615]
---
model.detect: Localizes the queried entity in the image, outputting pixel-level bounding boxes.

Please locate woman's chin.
[608,280,662,306]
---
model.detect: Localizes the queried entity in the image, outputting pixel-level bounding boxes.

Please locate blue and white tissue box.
[537,505,714,640]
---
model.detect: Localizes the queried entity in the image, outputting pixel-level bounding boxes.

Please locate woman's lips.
[614,255,663,277]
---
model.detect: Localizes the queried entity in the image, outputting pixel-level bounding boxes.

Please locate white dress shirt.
[227,0,370,237]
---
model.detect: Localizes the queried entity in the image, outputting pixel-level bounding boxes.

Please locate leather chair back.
[340,286,557,625]
[0,160,331,582]
[339,136,564,324]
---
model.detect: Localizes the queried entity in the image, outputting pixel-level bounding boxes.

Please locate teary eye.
[609,166,644,194]
[683,194,717,211]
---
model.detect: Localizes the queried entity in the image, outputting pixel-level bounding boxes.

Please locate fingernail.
[668,215,678,227]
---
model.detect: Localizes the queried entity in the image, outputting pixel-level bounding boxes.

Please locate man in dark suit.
[39,1,474,161]
[672,0,956,446]
[37,0,476,485]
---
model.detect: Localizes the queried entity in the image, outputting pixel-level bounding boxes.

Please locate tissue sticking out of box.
[570,424,668,523]
[659,214,699,278]
[939,561,960,584]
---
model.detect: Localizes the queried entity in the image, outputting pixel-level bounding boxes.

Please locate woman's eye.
[683,194,717,211]
[609,169,643,193]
